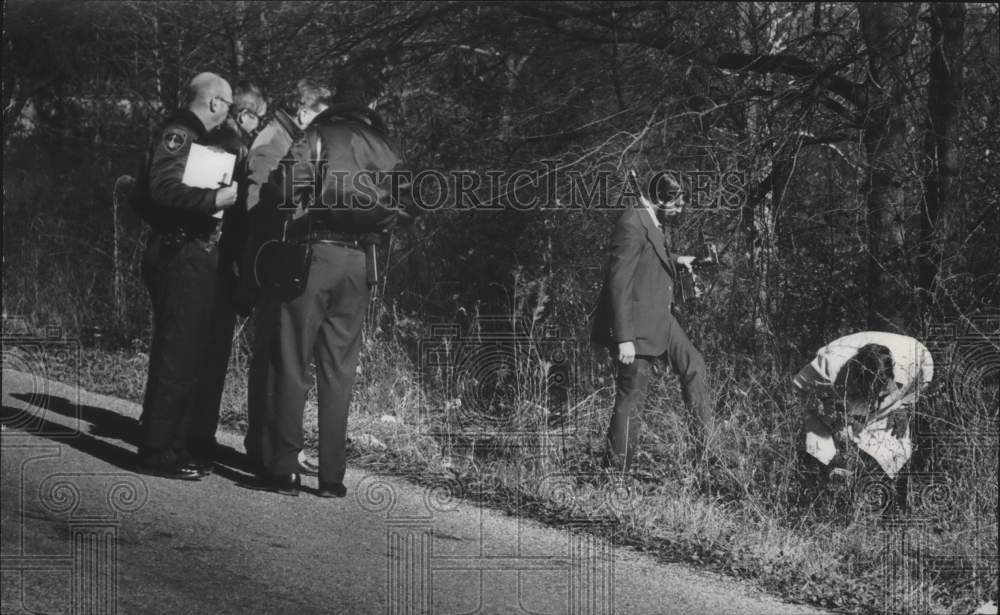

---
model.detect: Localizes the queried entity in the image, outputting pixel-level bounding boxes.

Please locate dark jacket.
[132,110,219,234]
[235,105,417,310]
[210,119,253,268]
[293,104,417,235]
[590,205,680,356]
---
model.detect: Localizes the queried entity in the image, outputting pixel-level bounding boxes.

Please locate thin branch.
[715,52,866,108]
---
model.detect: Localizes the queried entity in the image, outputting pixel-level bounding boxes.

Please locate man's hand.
[215,182,239,210]
[617,341,636,365]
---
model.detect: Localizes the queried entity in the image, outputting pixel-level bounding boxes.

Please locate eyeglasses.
[215,96,234,108]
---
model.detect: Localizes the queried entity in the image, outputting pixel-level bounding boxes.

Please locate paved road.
[1,369,829,614]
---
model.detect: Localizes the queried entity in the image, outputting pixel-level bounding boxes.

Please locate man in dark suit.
[591,178,715,473]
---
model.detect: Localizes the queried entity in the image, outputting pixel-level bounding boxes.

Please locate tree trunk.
[919,2,965,303]
[857,2,919,328]
[150,12,166,112]
[260,4,270,67]
[738,2,787,353]
[232,1,247,74]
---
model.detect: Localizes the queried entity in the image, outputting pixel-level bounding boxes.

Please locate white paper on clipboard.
[182,143,236,188]
[182,143,236,219]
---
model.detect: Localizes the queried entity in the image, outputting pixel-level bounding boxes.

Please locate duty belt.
[307,229,380,247]
[306,229,383,286]
[309,233,364,250]
[157,223,222,246]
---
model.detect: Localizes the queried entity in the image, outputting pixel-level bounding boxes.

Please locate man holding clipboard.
[132,72,240,480]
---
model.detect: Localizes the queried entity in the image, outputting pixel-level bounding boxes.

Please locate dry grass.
[28,317,999,615]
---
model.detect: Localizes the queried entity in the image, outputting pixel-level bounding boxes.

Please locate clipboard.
[182,143,236,189]
[182,143,235,219]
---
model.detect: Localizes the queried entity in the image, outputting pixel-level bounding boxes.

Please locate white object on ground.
[297,449,319,469]
[973,600,997,615]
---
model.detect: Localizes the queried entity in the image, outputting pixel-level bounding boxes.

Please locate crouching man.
[793,331,933,481]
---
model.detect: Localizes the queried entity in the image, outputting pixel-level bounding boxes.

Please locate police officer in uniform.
[134,72,239,480]
[185,81,268,469]
[253,78,417,497]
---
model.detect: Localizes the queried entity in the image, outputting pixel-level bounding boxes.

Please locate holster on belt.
[356,232,383,287]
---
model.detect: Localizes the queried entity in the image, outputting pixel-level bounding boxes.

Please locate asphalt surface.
[1,368,830,614]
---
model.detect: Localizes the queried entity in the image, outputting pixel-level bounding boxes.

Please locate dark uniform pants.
[140,231,230,460]
[188,267,236,456]
[250,243,370,482]
[606,314,715,472]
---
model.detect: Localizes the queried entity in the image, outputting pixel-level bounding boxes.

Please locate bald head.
[186,72,233,130]
[188,72,231,107]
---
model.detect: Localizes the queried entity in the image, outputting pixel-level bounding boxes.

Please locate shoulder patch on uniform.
[162,128,188,153]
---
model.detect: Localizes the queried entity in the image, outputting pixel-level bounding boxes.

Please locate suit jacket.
[590,205,679,356]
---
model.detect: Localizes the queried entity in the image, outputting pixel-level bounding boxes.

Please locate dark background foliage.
[4,1,997,364]
[4,4,998,611]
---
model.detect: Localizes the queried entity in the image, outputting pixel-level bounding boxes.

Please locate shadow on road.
[3,392,258,486]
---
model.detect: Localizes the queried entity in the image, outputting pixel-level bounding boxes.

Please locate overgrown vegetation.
[4,2,998,613]
[35,305,997,614]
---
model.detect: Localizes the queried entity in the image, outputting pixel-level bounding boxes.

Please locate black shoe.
[317,482,347,498]
[189,455,215,475]
[260,472,301,497]
[136,458,206,481]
